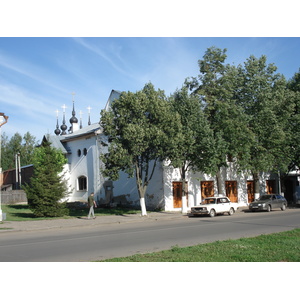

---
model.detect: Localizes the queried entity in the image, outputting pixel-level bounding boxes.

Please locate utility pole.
[15,153,21,189]
[0,112,9,222]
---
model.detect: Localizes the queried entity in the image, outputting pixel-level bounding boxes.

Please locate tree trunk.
[180,166,188,214]
[137,187,147,216]
[140,197,147,216]
[135,162,148,216]
[181,180,188,214]
[216,169,223,196]
[253,172,260,200]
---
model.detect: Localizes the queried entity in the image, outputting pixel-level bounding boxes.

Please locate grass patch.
[100,228,300,262]
[2,204,140,221]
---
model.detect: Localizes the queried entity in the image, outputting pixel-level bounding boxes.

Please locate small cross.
[61,104,67,112]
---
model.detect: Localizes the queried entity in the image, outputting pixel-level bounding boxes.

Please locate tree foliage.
[167,86,218,212]
[236,55,293,185]
[185,47,253,193]
[1,132,38,171]
[24,141,69,217]
[287,69,300,170]
[100,83,181,215]
[184,47,295,194]
[99,47,299,211]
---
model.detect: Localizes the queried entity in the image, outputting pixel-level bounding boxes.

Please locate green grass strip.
[2,204,140,221]
[101,228,300,262]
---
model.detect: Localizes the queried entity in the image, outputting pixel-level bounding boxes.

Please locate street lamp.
[0,112,9,222]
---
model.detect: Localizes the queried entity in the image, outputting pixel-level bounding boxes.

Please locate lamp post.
[0,112,9,222]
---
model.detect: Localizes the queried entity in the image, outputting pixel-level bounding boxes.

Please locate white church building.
[44,90,284,212]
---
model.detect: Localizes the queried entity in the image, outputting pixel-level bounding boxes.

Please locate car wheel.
[209,209,216,217]
[267,205,271,212]
[281,204,286,211]
[228,208,234,215]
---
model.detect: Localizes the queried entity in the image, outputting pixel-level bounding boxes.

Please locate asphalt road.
[0,209,300,262]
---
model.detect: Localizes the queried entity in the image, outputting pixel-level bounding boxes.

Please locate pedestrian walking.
[87,192,97,219]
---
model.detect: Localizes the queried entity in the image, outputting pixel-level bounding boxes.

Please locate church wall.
[61,131,279,213]
[63,135,100,203]
[97,135,165,210]
[50,89,284,212]
[100,160,165,211]
[144,161,164,210]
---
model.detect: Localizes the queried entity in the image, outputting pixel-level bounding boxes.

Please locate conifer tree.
[24,141,69,217]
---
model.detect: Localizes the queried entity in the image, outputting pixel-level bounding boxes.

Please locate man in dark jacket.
[87,192,97,219]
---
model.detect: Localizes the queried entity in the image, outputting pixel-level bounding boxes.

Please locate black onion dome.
[61,123,67,131]
[70,116,78,124]
[54,128,61,135]
[70,100,78,124]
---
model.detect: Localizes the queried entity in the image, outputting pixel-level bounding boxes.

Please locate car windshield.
[202,198,216,204]
[259,195,273,200]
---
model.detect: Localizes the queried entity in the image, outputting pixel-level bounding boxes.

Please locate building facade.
[42,89,291,212]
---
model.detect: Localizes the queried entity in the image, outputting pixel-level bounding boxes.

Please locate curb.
[0,207,250,233]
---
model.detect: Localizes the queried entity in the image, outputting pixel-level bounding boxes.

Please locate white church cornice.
[59,123,102,142]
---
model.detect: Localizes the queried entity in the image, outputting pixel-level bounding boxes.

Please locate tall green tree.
[100,83,181,216]
[24,141,69,217]
[168,86,218,213]
[0,132,9,169]
[286,69,300,170]
[22,132,37,166]
[1,132,37,171]
[236,55,293,196]
[187,47,253,194]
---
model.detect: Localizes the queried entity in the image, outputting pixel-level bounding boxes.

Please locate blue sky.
[1,37,300,140]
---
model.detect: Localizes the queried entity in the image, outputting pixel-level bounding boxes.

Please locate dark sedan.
[249,194,287,212]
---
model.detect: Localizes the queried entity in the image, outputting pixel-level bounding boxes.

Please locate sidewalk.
[0,211,187,233]
[0,207,249,233]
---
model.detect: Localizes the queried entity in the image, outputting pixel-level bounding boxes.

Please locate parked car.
[249,194,287,212]
[189,196,239,217]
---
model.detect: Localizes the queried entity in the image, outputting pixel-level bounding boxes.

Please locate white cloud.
[0,51,69,95]
[72,37,136,79]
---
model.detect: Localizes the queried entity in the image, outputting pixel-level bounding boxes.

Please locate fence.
[1,190,27,204]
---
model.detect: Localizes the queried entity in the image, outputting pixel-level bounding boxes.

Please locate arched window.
[83,148,88,156]
[78,176,87,191]
[77,149,81,157]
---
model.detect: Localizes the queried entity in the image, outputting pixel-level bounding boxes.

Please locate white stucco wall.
[162,161,278,212]
[59,128,279,213]
[64,135,100,202]
[100,160,164,210]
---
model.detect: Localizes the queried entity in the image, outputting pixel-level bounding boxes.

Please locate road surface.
[0,209,299,261]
